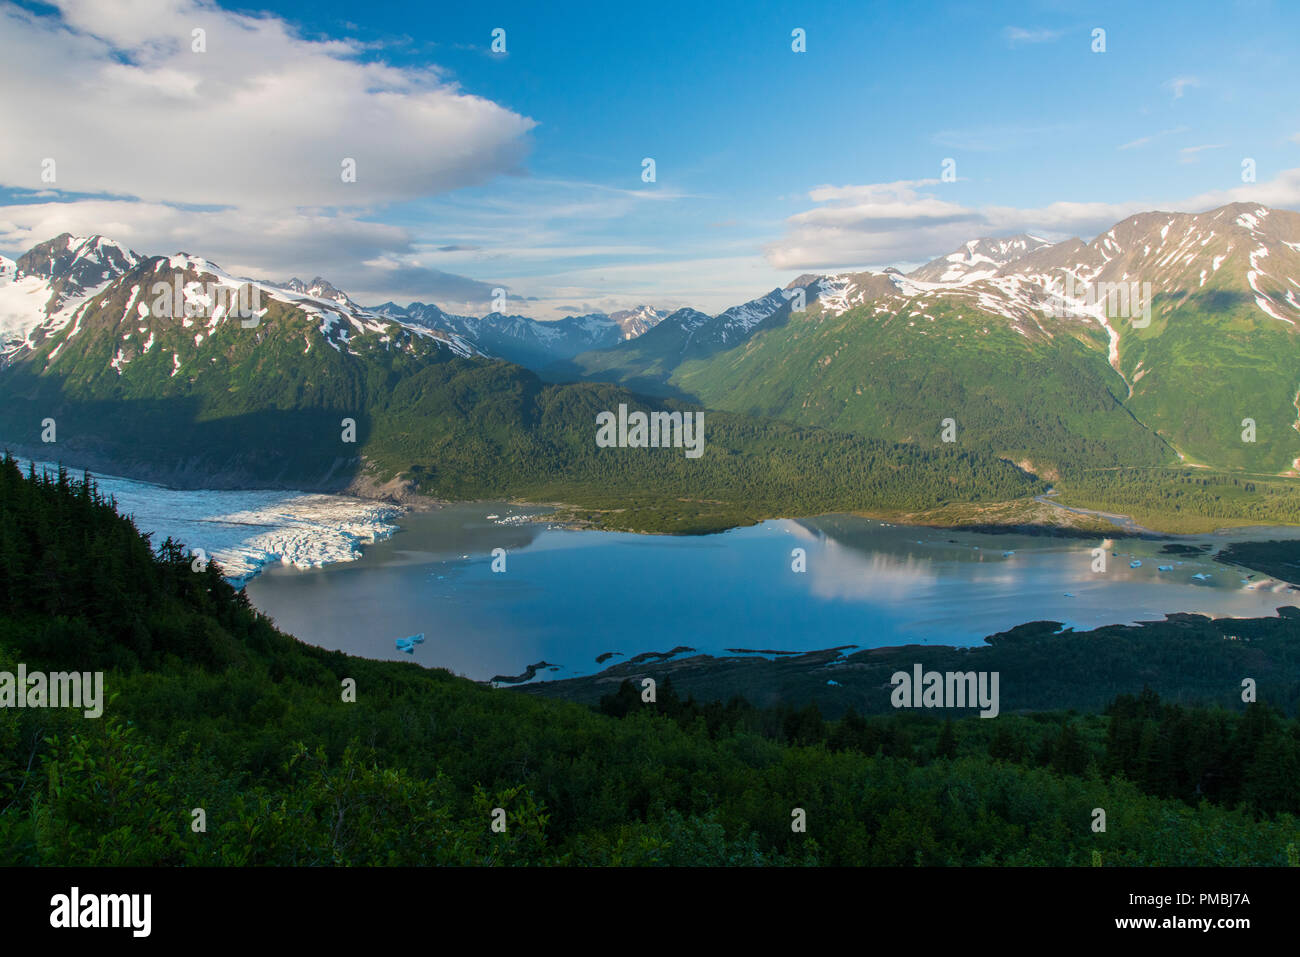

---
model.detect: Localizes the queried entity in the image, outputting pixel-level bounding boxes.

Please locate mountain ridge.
[4,201,1298,488]
[564,201,1300,476]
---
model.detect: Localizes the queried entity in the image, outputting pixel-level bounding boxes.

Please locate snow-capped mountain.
[374,302,648,368]
[0,240,502,489]
[0,236,666,373]
[0,234,143,358]
[742,205,1300,472]
[647,284,826,357]
[909,234,1056,284]
[562,201,1300,475]
[2,239,669,374]
[704,288,799,346]
[559,280,831,388]
[7,203,1299,479]
[805,203,1300,337]
[276,277,364,313]
[608,305,667,339]
[5,244,483,382]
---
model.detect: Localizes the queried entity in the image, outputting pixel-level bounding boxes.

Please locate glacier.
[15,457,403,583]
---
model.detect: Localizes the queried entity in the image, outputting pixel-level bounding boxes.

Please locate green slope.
[672,295,1173,471]
[3,459,1298,865]
[1117,287,1300,473]
[565,205,1300,482]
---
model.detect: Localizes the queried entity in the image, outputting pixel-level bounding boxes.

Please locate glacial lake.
[243,503,1300,683]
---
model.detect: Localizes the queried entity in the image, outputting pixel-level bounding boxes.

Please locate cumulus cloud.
[0,199,502,308]
[0,0,536,209]
[764,169,1300,271]
[765,179,989,269]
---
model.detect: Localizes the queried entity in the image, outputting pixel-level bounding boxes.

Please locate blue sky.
[1,0,1297,317]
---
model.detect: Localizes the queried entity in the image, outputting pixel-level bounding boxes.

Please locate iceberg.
[394,633,423,653]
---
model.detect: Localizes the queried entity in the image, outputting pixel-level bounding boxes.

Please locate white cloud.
[1178,143,1227,163]
[766,179,992,269]
[0,186,760,319]
[1166,75,1200,99]
[1178,166,1300,211]
[1003,27,1063,45]
[764,168,1300,271]
[0,0,535,209]
[0,199,502,307]
[1117,126,1189,150]
[509,254,785,320]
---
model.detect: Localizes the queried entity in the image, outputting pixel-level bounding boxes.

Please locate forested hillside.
[1,338,1046,533]
[1,458,1297,865]
[565,204,1300,480]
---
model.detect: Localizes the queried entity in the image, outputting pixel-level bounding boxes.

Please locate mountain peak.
[909,234,1056,284]
[607,304,667,339]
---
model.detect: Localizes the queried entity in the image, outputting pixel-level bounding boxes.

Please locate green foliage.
[1,458,1297,866]
[573,297,1175,471]
[1115,286,1300,472]
[1056,468,1300,529]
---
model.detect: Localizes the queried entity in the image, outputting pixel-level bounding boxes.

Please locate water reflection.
[244,505,1299,682]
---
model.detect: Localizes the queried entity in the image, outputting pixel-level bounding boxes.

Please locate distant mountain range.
[368,300,669,368]
[0,237,668,370]
[0,231,1040,531]
[1,201,1297,500]
[565,202,1300,475]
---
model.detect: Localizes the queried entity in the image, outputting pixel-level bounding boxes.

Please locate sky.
[1,0,1297,318]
